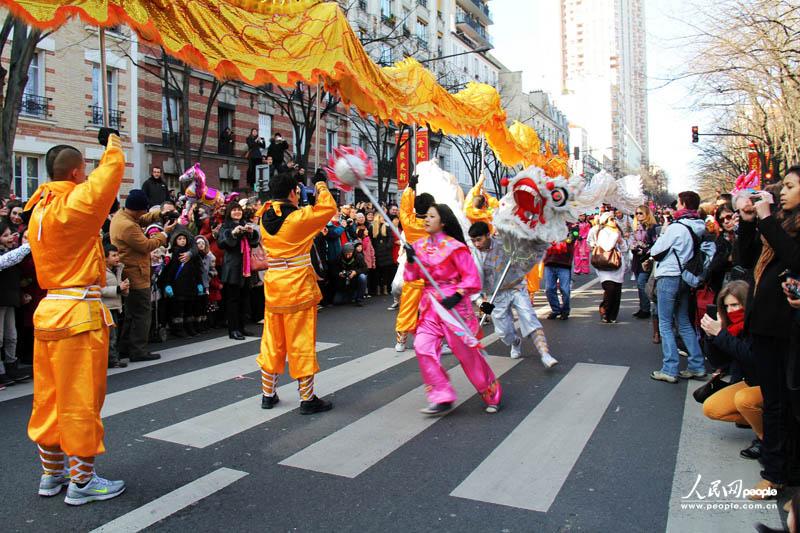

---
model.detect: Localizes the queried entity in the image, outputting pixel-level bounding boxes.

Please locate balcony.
[90,105,123,129]
[415,36,429,50]
[20,93,50,119]
[381,13,396,26]
[457,0,492,25]
[455,12,493,48]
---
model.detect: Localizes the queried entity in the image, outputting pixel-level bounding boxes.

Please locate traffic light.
[691,126,699,143]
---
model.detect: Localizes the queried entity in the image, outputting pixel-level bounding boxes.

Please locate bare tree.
[0,16,47,197]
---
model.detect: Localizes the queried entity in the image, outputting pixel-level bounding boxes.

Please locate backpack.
[672,222,716,290]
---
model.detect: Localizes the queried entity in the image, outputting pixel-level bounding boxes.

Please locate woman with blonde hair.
[588,211,629,323]
[630,205,659,320]
[700,280,762,460]
[371,212,395,296]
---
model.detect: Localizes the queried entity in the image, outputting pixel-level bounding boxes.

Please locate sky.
[491,0,703,192]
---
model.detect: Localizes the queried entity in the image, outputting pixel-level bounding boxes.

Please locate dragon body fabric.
[493,167,644,269]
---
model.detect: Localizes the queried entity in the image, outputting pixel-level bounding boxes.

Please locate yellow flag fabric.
[2,0,567,172]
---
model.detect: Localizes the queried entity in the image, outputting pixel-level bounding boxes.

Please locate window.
[326,129,338,156]
[379,44,393,65]
[13,154,44,200]
[381,0,392,19]
[258,113,272,142]
[21,52,48,119]
[162,94,181,146]
[92,66,120,128]
[218,105,235,155]
[416,21,428,49]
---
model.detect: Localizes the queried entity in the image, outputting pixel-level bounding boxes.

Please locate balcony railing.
[455,13,493,45]
[20,93,49,119]
[90,105,122,129]
[470,0,491,19]
[358,0,367,10]
[416,36,429,50]
[417,0,428,7]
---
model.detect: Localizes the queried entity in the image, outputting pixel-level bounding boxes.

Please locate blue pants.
[656,276,704,377]
[636,271,651,313]
[334,273,367,304]
[544,265,571,315]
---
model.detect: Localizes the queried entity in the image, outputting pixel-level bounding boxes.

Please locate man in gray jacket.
[649,190,708,384]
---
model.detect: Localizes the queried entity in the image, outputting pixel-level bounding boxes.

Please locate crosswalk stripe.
[89,468,248,533]
[666,379,781,531]
[279,355,520,478]
[450,362,628,512]
[144,348,416,448]
[0,334,262,403]
[101,342,338,418]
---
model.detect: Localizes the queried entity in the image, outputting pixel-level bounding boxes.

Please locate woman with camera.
[699,280,762,459]
[219,201,261,340]
[630,205,659,320]
[735,165,800,498]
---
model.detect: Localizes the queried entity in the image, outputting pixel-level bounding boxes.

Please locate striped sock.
[261,371,279,397]
[532,329,551,357]
[38,444,65,476]
[68,456,95,486]
[298,376,314,401]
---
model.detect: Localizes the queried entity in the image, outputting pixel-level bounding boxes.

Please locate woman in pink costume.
[404,203,501,416]
[573,213,592,275]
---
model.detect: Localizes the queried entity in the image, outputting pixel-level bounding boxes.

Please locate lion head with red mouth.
[493,166,584,245]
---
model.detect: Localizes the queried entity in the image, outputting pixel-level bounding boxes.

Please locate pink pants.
[414,315,501,407]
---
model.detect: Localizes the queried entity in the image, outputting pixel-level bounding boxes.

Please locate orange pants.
[28,327,109,457]
[257,306,319,379]
[703,380,763,439]
[396,280,424,334]
[526,263,543,299]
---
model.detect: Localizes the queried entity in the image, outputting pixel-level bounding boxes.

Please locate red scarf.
[726,309,745,337]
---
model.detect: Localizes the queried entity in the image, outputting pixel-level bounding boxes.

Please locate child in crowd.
[0,220,31,387]
[149,245,167,342]
[195,235,216,333]
[101,244,130,368]
[158,227,203,337]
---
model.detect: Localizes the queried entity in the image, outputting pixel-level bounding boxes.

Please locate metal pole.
[314,83,322,170]
[356,181,488,356]
[479,135,486,178]
[478,251,516,327]
[99,28,110,128]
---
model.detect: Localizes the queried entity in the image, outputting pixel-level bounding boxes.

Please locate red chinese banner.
[748,151,760,175]
[396,131,410,189]
[416,128,429,163]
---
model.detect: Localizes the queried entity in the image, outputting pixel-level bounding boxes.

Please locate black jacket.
[630,225,659,275]
[703,330,758,386]
[737,217,800,339]
[337,252,367,291]
[246,135,266,160]
[218,220,260,287]
[267,139,289,166]
[0,250,20,307]
[142,176,168,207]
[371,230,395,268]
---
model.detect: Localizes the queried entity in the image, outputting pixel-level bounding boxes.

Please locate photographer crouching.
[334,242,367,306]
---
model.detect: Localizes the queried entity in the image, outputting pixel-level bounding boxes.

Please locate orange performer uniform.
[395,186,429,350]
[256,179,337,411]
[464,175,499,233]
[526,262,544,303]
[25,135,124,498]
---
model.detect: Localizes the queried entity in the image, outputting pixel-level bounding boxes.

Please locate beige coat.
[110,209,167,290]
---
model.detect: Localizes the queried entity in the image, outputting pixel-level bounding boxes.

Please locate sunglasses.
[721,214,734,222]
[635,211,645,215]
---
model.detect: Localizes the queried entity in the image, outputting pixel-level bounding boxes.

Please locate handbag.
[590,245,621,271]
[645,273,657,301]
[692,371,730,404]
[249,245,269,272]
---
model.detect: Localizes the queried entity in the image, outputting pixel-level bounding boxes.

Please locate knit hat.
[343,242,355,254]
[125,189,149,211]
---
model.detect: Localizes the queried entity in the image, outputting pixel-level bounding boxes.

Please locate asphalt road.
[0,277,784,532]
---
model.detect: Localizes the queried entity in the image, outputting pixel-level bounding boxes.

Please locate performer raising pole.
[25,128,126,505]
[257,171,337,414]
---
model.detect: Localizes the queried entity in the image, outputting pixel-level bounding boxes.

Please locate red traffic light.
[691,126,699,143]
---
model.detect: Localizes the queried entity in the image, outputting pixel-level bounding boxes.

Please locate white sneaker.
[541,354,558,368]
[510,337,522,359]
[395,342,406,352]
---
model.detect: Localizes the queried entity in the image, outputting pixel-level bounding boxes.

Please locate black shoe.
[559,313,569,320]
[299,395,333,415]
[633,310,651,319]
[229,331,246,341]
[0,373,15,387]
[261,394,280,410]
[546,312,560,320]
[6,362,31,382]
[741,439,762,460]
[419,402,454,416]
[108,360,128,369]
[735,422,752,429]
[130,352,161,362]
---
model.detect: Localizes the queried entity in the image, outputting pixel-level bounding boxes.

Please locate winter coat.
[703,330,757,386]
[325,223,344,263]
[142,176,168,207]
[101,264,124,311]
[650,217,707,279]
[110,209,168,290]
[246,135,266,160]
[372,228,395,268]
[158,229,203,300]
[218,219,260,287]
[0,247,22,307]
[266,138,288,165]
[336,252,367,291]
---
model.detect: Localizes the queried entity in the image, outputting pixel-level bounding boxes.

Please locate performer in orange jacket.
[25,130,127,506]
[256,171,338,413]
[464,174,499,233]
[395,176,435,352]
